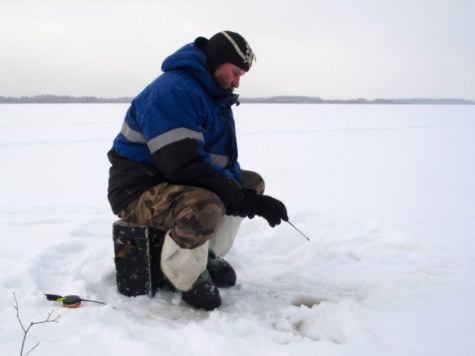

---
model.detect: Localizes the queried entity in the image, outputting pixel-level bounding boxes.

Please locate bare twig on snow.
[12,292,60,356]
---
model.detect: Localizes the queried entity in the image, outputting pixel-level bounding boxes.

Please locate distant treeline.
[0,95,132,104]
[0,95,473,105]
[240,96,475,105]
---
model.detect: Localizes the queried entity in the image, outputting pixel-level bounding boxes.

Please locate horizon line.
[0,94,473,105]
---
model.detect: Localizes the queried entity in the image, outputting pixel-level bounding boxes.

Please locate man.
[107,31,288,310]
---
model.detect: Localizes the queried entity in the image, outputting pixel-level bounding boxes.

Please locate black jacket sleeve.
[152,138,244,210]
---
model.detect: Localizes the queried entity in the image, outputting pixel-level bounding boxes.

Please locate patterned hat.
[199,31,255,73]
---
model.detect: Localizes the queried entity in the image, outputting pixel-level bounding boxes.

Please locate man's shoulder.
[153,70,204,94]
[133,71,202,106]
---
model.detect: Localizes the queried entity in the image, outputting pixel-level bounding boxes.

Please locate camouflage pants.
[118,170,264,249]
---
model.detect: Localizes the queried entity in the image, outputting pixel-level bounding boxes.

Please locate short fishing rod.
[45,294,112,309]
[286,220,311,241]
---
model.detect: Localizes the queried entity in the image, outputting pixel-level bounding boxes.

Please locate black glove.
[233,191,289,227]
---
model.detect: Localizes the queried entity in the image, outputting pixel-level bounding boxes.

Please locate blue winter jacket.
[107,41,245,214]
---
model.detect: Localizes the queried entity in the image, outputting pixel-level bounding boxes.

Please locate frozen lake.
[1,103,474,355]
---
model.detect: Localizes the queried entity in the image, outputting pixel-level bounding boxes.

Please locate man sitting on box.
[107,31,288,310]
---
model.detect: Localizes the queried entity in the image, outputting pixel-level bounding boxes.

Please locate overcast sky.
[1,0,474,100]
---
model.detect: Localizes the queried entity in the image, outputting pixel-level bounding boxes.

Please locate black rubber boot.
[207,249,236,287]
[181,271,221,310]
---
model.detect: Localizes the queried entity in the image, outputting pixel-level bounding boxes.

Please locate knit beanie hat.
[196,31,255,74]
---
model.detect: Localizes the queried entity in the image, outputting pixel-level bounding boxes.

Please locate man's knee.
[241,170,265,194]
[172,188,225,248]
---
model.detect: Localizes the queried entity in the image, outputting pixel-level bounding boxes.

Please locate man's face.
[214,63,246,92]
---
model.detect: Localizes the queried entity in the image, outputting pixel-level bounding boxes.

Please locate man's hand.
[232,191,288,227]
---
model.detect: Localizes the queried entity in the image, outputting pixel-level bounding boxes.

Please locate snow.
[1,103,474,355]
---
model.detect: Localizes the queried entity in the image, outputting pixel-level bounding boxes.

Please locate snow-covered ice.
[0,103,474,355]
